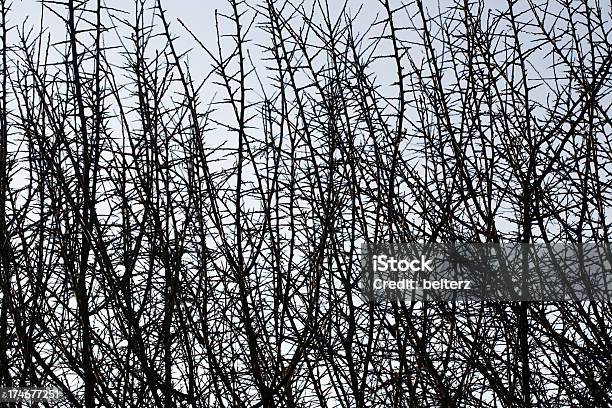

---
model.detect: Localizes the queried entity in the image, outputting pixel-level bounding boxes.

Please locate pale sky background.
[5,0,399,123]
[4,0,554,113]
[4,0,605,240]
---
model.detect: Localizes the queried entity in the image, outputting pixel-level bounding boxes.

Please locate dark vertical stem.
[67,0,96,405]
[0,0,12,388]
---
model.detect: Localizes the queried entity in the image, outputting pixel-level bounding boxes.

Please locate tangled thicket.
[0,0,611,406]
